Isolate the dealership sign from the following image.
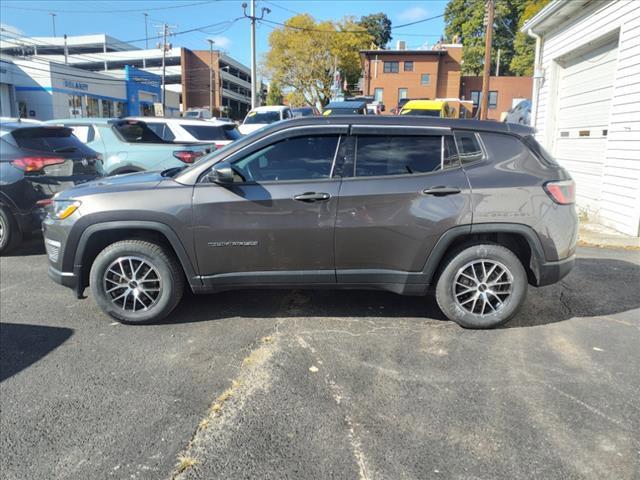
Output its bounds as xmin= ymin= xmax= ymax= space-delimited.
xmin=64 ymin=80 xmax=89 ymax=91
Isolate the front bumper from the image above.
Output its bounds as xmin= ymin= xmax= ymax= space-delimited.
xmin=48 ymin=265 xmax=77 ymax=289
xmin=536 ymin=255 xmax=575 ymax=286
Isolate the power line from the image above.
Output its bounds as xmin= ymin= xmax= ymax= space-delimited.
xmin=1 ymin=1 xmax=217 ymax=14
xmin=262 ymin=1 xmax=302 ymax=15
xmin=392 ymin=14 xmax=445 ymax=29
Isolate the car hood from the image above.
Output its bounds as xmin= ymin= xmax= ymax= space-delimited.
xmin=54 ymin=170 xmax=165 ymax=200
xmin=238 ymin=123 xmax=267 ymax=135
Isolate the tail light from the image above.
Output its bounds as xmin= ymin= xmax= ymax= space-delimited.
xmin=214 ymin=142 xmax=226 ymax=149
xmin=11 ymin=156 xmax=66 ymax=172
xmin=544 ymin=180 xmax=575 ymax=205
xmin=173 ymin=150 xmax=204 ymax=164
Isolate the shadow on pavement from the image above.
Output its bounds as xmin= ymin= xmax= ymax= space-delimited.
xmin=0 ymin=323 xmax=73 ymax=382
xmin=161 ymin=257 xmax=640 ymax=329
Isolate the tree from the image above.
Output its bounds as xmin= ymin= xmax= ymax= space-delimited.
xmin=358 ymin=13 xmax=392 ymax=49
xmin=266 ymin=81 xmax=283 ymax=105
xmin=510 ymin=0 xmax=550 ymax=75
xmin=264 ymin=14 xmax=372 ymax=107
xmin=444 ymin=0 xmax=548 ymax=76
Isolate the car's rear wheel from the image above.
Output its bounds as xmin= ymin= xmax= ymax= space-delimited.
xmin=90 ymin=240 xmax=184 ymax=324
xmin=435 ymin=243 xmax=527 ymax=329
xmin=0 ymin=207 xmax=22 ymax=255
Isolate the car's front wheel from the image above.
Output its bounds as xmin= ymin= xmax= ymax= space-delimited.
xmin=435 ymin=243 xmax=527 ymax=329
xmin=90 ymin=240 xmax=184 ymax=324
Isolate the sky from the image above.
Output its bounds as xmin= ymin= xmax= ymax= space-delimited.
xmin=0 ymin=0 xmax=448 ymax=68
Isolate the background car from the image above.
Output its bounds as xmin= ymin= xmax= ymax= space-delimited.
xmin=322 ymin=100 xmax=368 ymax=115
xmin=291 ymin=107 xmax=318 ymax=118
xmin=503 ymin=99 xmax=531 ymax=126
xmin=238 ymin=106 xmax=293 ymax=135
xmin=45 ymin=118 xmax=215 ymax=175
xmin=0 ymin=122 xmax=103 ymax=254
xmin=130 ymin=117 xmax=242 ymax=149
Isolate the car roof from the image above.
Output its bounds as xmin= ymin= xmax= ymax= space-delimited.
xmin=0 ymin=122 xmax=66 ymax=132
xmin=270 ymin=115 xmax=535 ymax=135
xmin=401 ymin=100 xmax=445 ymax=110
xmin=249 ymin=106 xmax=289 ymax=112
xmin=326 ymin=101 xmax=367 ymax=109
xmin=46 ymin=118 xmax=116 ymax=125
xmin=125 ymin=116 xmax=231 ymax=126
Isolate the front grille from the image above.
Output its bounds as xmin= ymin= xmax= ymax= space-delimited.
xmin=45 ymin=238 xmax=61 ymax=263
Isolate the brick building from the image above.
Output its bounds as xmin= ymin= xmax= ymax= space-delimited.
xmin=360 ymin=44 xmax=463 ymax=112
xmin=360 ymin=45 xmax=532 ymax=119
xmin=460 ymin=76 xmax=533 ymax=120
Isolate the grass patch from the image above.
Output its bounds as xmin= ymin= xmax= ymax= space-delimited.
xmin=175 ymin=455 xmax=197 ymax=474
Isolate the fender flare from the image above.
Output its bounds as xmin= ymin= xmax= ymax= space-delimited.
xmin=421 ymin=223 xmax=547 ymax=285
xmin=73 ymin=220 xmax=199 ymax=293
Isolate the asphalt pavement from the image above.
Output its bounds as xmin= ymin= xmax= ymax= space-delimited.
xmin=1 ymin=239 xmax=639 ymax=480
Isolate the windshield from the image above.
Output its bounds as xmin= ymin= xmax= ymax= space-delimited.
xmin=182 ymin=124 xmax=242 ymax=141
xmin=400 ymin=109 xmax=441 ymax=117
xmin=243 ymin=111 xmax=281 ymax=124
xmin=324 ymin=108 xmax=364 ymax=115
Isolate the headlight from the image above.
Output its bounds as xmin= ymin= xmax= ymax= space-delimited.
xmin=49 ymin=200 xmax=81 ymax=220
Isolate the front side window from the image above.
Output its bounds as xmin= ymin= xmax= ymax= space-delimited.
xmin=244 ymin=111 xmax=281 ymax=124
xmin=453 ymin=131 xmax=484 ymax=164
xmin=114 ymin=121 xmax=165 ymax=143
xmin=383 ymin=61 xmax=399 ymax=73
xmin=421 ymin=74 xmax=431 ymax=86
xmin=233 ymin=135 xmax=339 ymax=182
xmin=354 ymin=135 xmax=448 ymax=177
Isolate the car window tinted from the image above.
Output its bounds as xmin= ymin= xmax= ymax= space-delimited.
xmin=146 ymin=123 xmax=176 ymax=141
xmin=11 ymin=127 xmax=95 ymax=155
xmin=113 ymin=122 xmax=166 ymax=143
xmin=69 ymin=125 xmax=95 ymax=143
xmin=182 ymin=124 xmax=241 ymax=141
xmin=453 ymin=131 xmax=484 ymax=164
xmin=233 ymin=135 xmax=339 ymax=182
xmin=244 ymin=111 xmax=281 ymax=124
xmin=354 ymin=135 xmax=445 ymax=177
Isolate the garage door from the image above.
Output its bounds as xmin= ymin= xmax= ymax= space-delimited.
xmin=554 ymin=38 xmax=618 ymax=211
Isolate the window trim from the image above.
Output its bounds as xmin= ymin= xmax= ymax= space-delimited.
xmin=420 ymin=73 xmax=431 ymax=86
xmin=383 ymin=61 xmax=399 ymax=73
xmin=404 ymin=61 xmax=413 ymax=72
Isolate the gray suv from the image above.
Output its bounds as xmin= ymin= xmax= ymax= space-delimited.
xmin=44 ymin=116 xmax=577 ymax=328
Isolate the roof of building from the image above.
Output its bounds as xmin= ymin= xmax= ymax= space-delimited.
xmin=360 ymin=49 xmax=445 ymax=56
xmin=520 ymin=0 xmax=593 ymax=34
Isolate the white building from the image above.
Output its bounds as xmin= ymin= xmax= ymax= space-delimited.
xmin=523 ymin=0 xmax=640 ymax=236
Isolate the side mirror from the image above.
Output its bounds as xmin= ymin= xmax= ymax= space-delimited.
xmin=207 ymin=161 xmax=236 ymax=185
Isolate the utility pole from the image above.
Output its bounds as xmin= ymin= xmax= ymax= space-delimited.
xmin=144 ymin=13 xmax=149 ymax=49
xmin=156 ymin=23 xmax=174 ymax=116
xmin=208 ymin=39 xmax=215 ymax=115
xmin=50 ymin=13 xmax=57 ymax=37
xmin=242 ymin=2 xmax=270 ymax=108
xmin=480 ymin=0 xmax=494 ymax=120
xmin=63 ymin=34 xmax=68 ymax=65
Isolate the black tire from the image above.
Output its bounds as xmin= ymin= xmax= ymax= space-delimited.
xmin=89 ymin=240 xmax=185 ymax=324
xmin=435 ymin=243 xmax=527 ymax=329
xmin=0 ymin=207 xmax=22 ymax=255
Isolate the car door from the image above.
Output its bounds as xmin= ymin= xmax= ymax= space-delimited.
xmin=335 ymin=125 xmax=472 ymax=286
xmin=191 ymin=125 xmax=348 ymax=286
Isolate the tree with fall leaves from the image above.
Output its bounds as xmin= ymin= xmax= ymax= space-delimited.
xmin=264 ymin=14 xmax=372 ymax=107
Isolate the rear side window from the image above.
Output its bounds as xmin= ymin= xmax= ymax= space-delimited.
xmin=182 ymin=124 xmax=241 ymax=141
xmin=453 ymin=131 xmax=484 ymax=164
xmin=113 ymin=122 xmax=166 ymax=143
xmin=146 ymin=123 xmax=175 ymax=141
xmin=522 ymin=135 xmax=559 ymax=166
xmin=354 ymin=135 xmax=454 ymax=177
xmin=11 ymin=127 xmax=95 ymax=154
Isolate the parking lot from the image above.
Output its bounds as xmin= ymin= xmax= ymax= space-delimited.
xmin=1 ymin=240 xmax=639 ymax=479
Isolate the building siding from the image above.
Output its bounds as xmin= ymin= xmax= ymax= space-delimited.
xmin=533 ymin=0 xmax=640 ymax=236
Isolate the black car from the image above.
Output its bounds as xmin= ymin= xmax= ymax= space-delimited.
xmin=0 ymin=122 xmax=104 ymax=254
xmin=323 ymin=101 xmax=368 ymax=116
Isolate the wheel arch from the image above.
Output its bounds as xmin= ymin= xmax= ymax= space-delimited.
xmin=423 ymin=223 xmax=547 ymax=286
xmin=73 ymin=221 xmax=199 ymax=297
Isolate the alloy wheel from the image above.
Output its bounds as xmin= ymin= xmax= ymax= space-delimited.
xmin=103 ymin=256 xmax=162 ymax=312
xmin=453 ymin=259 xmax=513 ymax=316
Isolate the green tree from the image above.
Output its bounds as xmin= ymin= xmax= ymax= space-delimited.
xmin=264 ymin=14 xmax=372 ymax=107
xmin=266 ymin=81 xmax=283 ymax=105
xmin=510 ymin=0 xmax=550 ymax=75
xmin=358 ymin=13 xmax=392 ymax=49
xmin=444 ymin=0 xmax=546 ymax=76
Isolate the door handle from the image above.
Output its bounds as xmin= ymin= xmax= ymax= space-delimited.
xmin=293 ymin=192 xmax=331 ymax=202
xmin=422 ymin=186 xmax=461 ymax=196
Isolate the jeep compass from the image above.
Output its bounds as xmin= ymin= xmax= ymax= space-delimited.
xmin=43 ymin=116 xmax=577 ymax=329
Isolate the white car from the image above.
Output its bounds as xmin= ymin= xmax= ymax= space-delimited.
xmin=128 ymin=117 xmax=242 ymax=148
xmin=238 ymin=106 xmax=293 ymax=135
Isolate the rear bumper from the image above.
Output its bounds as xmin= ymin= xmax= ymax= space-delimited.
xmin=536 ymin=255 xmax=575 ymax=286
